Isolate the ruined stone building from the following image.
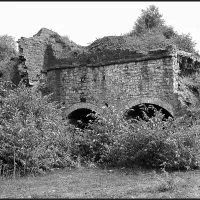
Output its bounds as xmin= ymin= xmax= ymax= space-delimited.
xmin=17 ymin=28 xmax=200 ymax=126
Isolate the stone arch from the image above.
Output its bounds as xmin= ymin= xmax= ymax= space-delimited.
xmin=65 ymin=103 xmax=102 ymax=117
xmin=65 ymin=102 xmax=103 ymax=117
xmin=123 ymin=97 xmax=174 ymax=117
xmin=64 ymin=102 xmax=103 ymax=128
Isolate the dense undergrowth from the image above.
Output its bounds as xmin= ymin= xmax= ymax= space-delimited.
xmin=1 ymin=81 xmax=200 ymax=178
xmin=73 ymin=106 xmax=200 ymax=171
xmin=0 ymin=81 xmax=72 ymax=176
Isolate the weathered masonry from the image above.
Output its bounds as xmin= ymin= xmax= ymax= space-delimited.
xmin=18 ymin=28 xmax=200 ymax=126
xmin=44 ymin=47 xmax=188 ymax=122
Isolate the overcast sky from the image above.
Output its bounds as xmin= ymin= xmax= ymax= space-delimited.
xmin=1 ymin=2 xmax=200 ymax=52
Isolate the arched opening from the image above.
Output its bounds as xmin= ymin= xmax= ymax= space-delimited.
xmin=68 ymin=108 xmax=97 ymax=129
xmin=125 ymin=103 xmax=173 ymax=121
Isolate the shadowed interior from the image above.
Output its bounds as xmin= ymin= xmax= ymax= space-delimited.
xmin=125 ymin=103 xmax=173 ymax=121
xmin=68 ymin=108 xmax=96 ymax=128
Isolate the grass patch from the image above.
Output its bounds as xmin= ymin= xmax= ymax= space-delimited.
xmin=1 ymin=166 xmax=200 ymax=198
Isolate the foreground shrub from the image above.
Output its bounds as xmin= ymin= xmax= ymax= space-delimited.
xmin=69 ymin=117 xmax=111 ymax=164
xmin=4 ymin=78 xmax=199 ymax=174
xmin=74 ymin=105 xmax=200 ymax=170
xmin=0 ymin=81 xmax=72 ymax=176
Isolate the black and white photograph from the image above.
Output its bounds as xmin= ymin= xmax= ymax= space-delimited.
xmin=1 ymin=1 xmax=200 ymax=198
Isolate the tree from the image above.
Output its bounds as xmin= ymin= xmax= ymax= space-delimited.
xmin=127 ymin=5 xmax=199 ymax=55
xmin=161 ymin=25 xmax=177 ymax=39
xmin=171 ymin=33 xmax=197 ymax=54
xmin=0 ymin=35 xmax=17 ymax=62
xmin=0 ymin=35 xmax=20 ymax=87
xmin=131 ymin=5 xmax=165 ymax=36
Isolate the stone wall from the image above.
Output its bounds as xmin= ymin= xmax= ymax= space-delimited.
xmin=18 ymin=28 xmax=200 ymax=119
xmin=18 ymin=37 xmax=48 ymax=83
xmin=18 ymin=28 xmax=65 ymax=83
xmin=47 ymin=51 xmax=180 ymax=117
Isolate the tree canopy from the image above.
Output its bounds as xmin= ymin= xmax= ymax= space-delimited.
xmin=132 ymin=5 xmax=165 ymax=36
xmin=0 ymin=35 xmax=17 ymax=62
xmin=127 ymin=5 xmax=199 ymax=55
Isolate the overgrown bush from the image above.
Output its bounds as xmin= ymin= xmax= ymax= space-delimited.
xmin=73 ymin=105 xmax=200 ymax=170
xmin=1 ymin=80 xmax=200 ymax=175
xmin=0 ymin=81 xmax=72 ymax=176
xmin=69 ymin=116 xmax=111 ymax=164
xmin=0 ymin=35 xmax=17 ymax=62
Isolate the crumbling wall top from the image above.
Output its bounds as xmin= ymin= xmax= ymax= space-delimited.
xmin=17 ymin=28 xmax=200 ymax=73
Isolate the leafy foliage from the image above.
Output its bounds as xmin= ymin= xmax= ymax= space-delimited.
xmin=72 ymin=105 xmax=200 ymax=171
xmin=171 ymin=33 xmax=197 ymax=54
xmin=0 ymin=81 xmax=72 ymax=176
xmin=69 ymin=123 xmax=110 ymax=163
xmin=1 ymin=80 xmax=200 ymax=174
xmin=0 ymin=35 xmax=17 ymax=62
xmin=132 ymin=5 xmax=165 ymax=36
xmin=0 ymin=35 xmax=19 ymax=86
xmin=127 ymin=5 xmax=199 ymax=55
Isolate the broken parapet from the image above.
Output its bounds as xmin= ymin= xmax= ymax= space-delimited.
xmin=17 ymin=28 xmax=200 ymax=115
xmin=17 ymin=28 xmax=83 ymax=85
xmin=18 ymin=36 xmax=48 ymax=84
xmin=18 ymin=28 xmax=200 ymax=75
xmin=18 ymin=28 xmax=180 ymax=78
xmin=17 ymin=28 xmax=60 ymax=84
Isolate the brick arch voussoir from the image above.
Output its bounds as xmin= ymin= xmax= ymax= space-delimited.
xmin=64 ymin=102 xmax=103 ymax=118
xmin=124 ymin=97 xmax=174 ymax=117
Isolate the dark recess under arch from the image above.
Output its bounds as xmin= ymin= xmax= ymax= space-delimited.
xmin=68 ymin=108 xmax=96 ymax=129
xmin=125 ymin=103 xmax=173 ymax=121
